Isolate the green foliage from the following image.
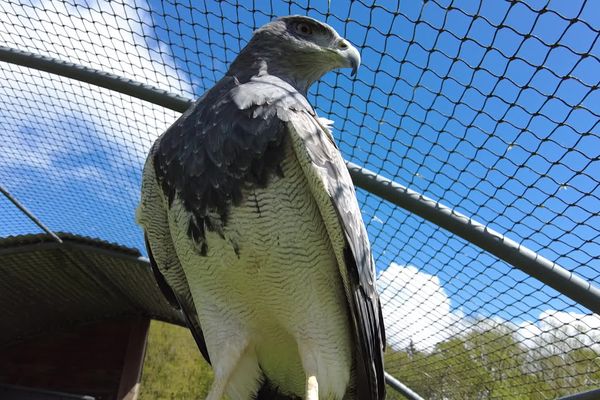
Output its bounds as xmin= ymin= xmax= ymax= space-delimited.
xmin=138 ymin=321 xmax=599 ymax=399
xmin=385 ymin=327 xmax=600 ymax=400
xmin=139 ymin=321 xmax=214 ymax=400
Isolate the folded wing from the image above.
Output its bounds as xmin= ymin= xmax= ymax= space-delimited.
xmin=286 ymin=111 xmax=386 ymax=400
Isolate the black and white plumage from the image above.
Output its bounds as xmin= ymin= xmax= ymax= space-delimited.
xmin=137 ymin=15 xmax=385 ymax=400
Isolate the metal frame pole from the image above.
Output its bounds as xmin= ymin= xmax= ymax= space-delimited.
xmin=558 ymin=388 xmax=600 ymax=400
xmin=0 ymin=46 xmax=190 ymax=113
xmin=0 ymin=184 xmax=62 ymax=243
xmin=385 ymin=372 xmax=425 ymax=400
xmin=347 ymin=162 xmax=600 ymax=315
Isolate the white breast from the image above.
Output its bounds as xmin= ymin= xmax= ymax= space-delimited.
xmin=167 ymin=140 xmax=352 ymax=399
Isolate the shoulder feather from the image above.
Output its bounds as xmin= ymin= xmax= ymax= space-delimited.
xmin=151 ymin=75 xmax=309 ymax=254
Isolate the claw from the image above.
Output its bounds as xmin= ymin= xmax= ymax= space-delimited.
xmin=306 ymin=375 xmax=318 ymax=400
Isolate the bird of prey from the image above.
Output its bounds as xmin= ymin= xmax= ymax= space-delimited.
xmin=137 ymin=15 xmax=385 ymax=400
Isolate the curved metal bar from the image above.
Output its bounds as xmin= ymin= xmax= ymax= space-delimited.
xmin=0 ymin=46 xmax=191 ymax=113
xmin=347 ymin=162 xmax=600 ymax=315
xmin=558 ymin=388 xmax=600 ymax=400
xmin=0 ymin=184 xmax=63 ymax=244
xmin=385 ymin=372 xmax=425 ymax=400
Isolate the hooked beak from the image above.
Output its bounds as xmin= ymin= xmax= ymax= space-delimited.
xmin=334 ymin=38 xmax=361 ymax=77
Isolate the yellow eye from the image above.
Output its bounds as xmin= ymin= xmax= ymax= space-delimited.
xmin=295 ymin=22 xmax=313 ymax=35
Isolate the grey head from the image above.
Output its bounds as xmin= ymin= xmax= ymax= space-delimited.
xmin=228 ymin=15 xmax=361 ymax=94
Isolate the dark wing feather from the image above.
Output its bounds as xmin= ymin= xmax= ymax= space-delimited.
xmin=145 ymin=233 xmax=179 ymax=309
xmin=139 ymin=141 xmax=213 ymax=365
xmin=287 ymin=112 xmax=386 ymax=400
xmin=144 ymin=234 xmax=211 ymax=365
xmin=152 ymin=75 xmax=305 ymax=253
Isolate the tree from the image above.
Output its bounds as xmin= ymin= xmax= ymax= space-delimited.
xmin=383 ymin=324 xmax=599 ymax=399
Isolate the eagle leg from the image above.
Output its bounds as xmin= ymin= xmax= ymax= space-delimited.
xmin=206 ymin=373 xmax=229 ymax=400
xmin=206 ymin=337 xmax=262 ymax=400
xmin=205 ymin=339 xmax=251 ymax=400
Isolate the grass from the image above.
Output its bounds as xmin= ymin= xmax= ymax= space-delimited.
xmin=139 ymin=321 xmax=213 ymax=400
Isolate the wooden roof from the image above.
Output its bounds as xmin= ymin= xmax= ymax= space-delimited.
xmin=0 ymin=233 xmax=183 ymax=345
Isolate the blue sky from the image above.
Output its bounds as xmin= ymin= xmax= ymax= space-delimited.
xmin=0 ymin=0 xmax=598 ymax=349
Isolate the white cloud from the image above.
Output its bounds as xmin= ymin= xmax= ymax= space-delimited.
xmin=0 ymin=0 xmax=197 ymax=225
xmin=378 ymin=263 xmax=464 ymax=351
xmin=514 ymin=310 xmax=600 ymax=354
xmin=0 ymin=0 xmax=188 ymax=95
xmin=378 ymin=263 xmax=600 ymax=355
xmin=0 ymin=0 xmax=187 ymax=203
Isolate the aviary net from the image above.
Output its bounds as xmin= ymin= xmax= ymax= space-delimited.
xmin=0 ymin=1 xmax=598 ymax=398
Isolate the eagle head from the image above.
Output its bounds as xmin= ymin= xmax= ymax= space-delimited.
xmin=228 ymin=15 xmax=361 ymax=94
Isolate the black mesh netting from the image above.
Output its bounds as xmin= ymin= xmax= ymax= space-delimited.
xmin=0 ymin=1 xmax=598 ymax=398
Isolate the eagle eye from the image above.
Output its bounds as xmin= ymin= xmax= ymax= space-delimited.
xmin=294 ymin=22 xmax=313 ymax=36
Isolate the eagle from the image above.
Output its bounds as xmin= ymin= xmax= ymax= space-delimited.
xmin=137 ymin=15 xmax=386 ymax=400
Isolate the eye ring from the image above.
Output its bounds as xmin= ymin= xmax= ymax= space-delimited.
xmin=294 ymin=22 xmax=313 ymax=36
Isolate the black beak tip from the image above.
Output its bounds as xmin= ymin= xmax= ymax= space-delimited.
xmin=350 ymin=61 xmax=358 ymax=77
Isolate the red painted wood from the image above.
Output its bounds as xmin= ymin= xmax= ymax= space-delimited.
xmin=0 ymin=318 xmax=149 ymax=400
xmin=116 ymin=318 xmax=149 ymax=400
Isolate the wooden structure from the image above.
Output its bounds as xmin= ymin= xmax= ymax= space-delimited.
xmin=0 ymin=234 xmax=183 ymax=400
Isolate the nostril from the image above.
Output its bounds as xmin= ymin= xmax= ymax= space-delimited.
xmin=338 ymin=40 xmax=348 ymax=50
